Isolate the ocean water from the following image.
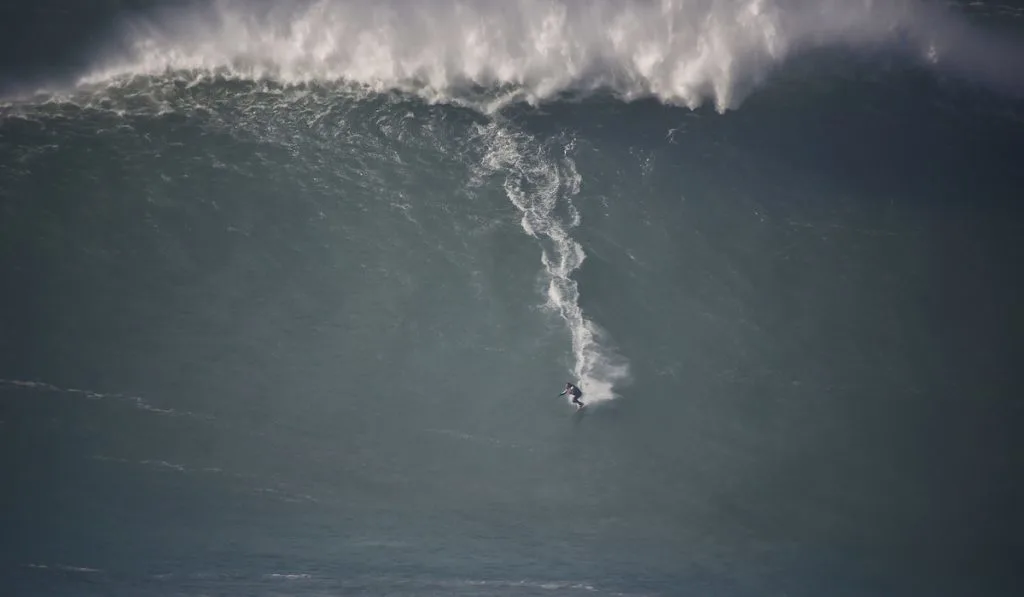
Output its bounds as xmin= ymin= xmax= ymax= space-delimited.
xmin=2 ymin=1 xmax=1023 ymax=596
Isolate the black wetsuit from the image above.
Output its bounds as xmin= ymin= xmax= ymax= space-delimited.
xmin=561 ymin=384 xmax=584 ymax=408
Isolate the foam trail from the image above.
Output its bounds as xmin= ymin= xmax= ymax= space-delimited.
xmin=70 ymin=0 xmax=1024 ymax=111
xmin=474 ymin=124 xmax=628 ymax=403
xmin=22 ymin=564 xmax=102 ymax=574
xmin=0 ymin=378 xmax=212 ymax=420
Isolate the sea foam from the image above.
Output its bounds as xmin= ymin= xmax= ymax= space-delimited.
xmin=76 ymin=0 xmax=1023 ymax=112
xmin=474 ymin=123 xmax=629 ymax=403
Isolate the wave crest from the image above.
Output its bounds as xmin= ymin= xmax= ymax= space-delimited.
xmin=72 ymin=0 xmax=1002 ymax=112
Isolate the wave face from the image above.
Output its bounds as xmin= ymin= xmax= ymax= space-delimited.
xmin=3 ymin=1 xmax=1024 ymax=596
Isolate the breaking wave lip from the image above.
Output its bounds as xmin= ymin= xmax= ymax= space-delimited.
xmin=66 ymin=0 xmax=1024 ymax=113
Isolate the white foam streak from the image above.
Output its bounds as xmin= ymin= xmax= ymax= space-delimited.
xmin=71 ymin=0 xmax=1004 ymax=112
xmin=476 ymin=125 xmax=628 ymax=403
xmin=0 ymin=378 xmax=212 ymax=420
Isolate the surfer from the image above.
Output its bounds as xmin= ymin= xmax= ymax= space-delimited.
xmin=560 ymin=382 xmax=584 ymax=409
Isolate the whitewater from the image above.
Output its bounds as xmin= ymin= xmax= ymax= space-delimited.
xmin=6 ymin=0 xmax=1013 ymax=109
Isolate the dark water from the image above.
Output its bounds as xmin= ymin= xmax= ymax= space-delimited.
xmin=2 ymin=1 xmax=1023 ymax=596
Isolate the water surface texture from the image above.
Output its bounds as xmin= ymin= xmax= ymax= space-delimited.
xmin=2 ymin=1 xmax=1023 ymax=596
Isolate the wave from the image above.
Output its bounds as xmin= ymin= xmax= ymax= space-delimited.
xmin=67 ymin=0 xmax=1024 ymax=112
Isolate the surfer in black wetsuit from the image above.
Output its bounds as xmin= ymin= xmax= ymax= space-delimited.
xmin=560 ymin=382 xmax=584 ymax=409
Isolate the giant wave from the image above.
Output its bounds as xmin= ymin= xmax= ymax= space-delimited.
xmin=7 ymin=0 xmax=1015 ymax=406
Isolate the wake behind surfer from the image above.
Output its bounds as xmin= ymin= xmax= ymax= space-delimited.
xmin=560 ymin=382 xmax=584 ymax=409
